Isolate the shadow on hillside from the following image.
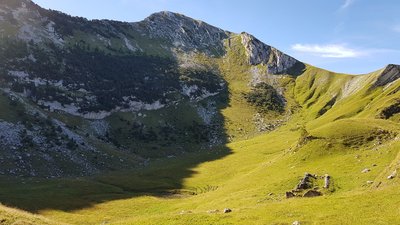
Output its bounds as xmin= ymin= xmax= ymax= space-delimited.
xmin=0 ymin=148 xmax=232 ymax=213
xmin=0 ymin=84 xmax=233 ymax=214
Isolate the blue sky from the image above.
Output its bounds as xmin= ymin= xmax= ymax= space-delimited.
xmin=33 ymin=0 xmax=400 ymax=74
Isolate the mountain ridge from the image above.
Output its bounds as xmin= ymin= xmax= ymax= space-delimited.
xmin=0 ymin=0 xmax=398 ymax=179
xmin=3 ymin=0 xmax=398 ymax=74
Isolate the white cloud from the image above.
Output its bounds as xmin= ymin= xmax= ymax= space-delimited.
xmin=291 ymin=44 xmax=362 ymax=58
xmin=340 ymin=0 xmax=355 ymax=10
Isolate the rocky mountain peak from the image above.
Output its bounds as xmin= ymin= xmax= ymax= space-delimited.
xmin=240 ymin=32 xmax=301 ymax=75
xmin=374 ymin=64 xmax=400 ymax=87
xmin=145 ymin=11 xmax=184 ymax=21
xmin=136 ymin=11 xmax=230 ymax=55
xmin=386 ymin=64 xmax=400 ymax=70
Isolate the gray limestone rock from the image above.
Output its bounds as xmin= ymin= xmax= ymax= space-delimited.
xmin=240 ymin=32 xmax=300 ymax=74
xmin=373 ymin=64 xmax=400 ymax=87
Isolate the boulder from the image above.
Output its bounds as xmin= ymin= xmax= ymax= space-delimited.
xmin=387 ymin=170 xmax=397 ymax=179
xmin=296 ymin=172 xmax=317 ymax=190
xmin=303 ymin=190 xmax=322 ymax=197
xmin=223 ymin=208 xmax=232 ymax=213
xmin=361 ymin=168 xmax=370 ymax=173
xmin=286 ymin=191 xmax=295 ymax=198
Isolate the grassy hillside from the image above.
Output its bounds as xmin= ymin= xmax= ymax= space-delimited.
xmin=0 ymin=204 xmax=59 ymax=225
xmin=0 ymin=65 xmax=399 ymax=224
xmin=1 ymin=119 xmax=398 ymax=224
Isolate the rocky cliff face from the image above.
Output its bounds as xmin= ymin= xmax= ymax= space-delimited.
xmin=374 ymin=64 xmax=400 ymax=87
xmin=240 ymin=32 xmax=299 ymax=74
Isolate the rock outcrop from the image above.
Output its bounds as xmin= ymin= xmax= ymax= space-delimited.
xmin=295 ymin=173 xmax=317 ymax=190
xmin=286 ymin=172 xmax=333 ymax=198
xmin=374 ymin=64 xmax=400 ymax=87
xmin=324 ymin=174 xmax=331 ymax=189
xmin=240 ymin=32 xmax=301 ymax=74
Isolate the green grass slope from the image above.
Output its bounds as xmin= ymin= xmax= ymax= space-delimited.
xmin=0 ymin=204 xmax=59 ymax=225
xmin=1 ymin=117 xmax=398 ymax=224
